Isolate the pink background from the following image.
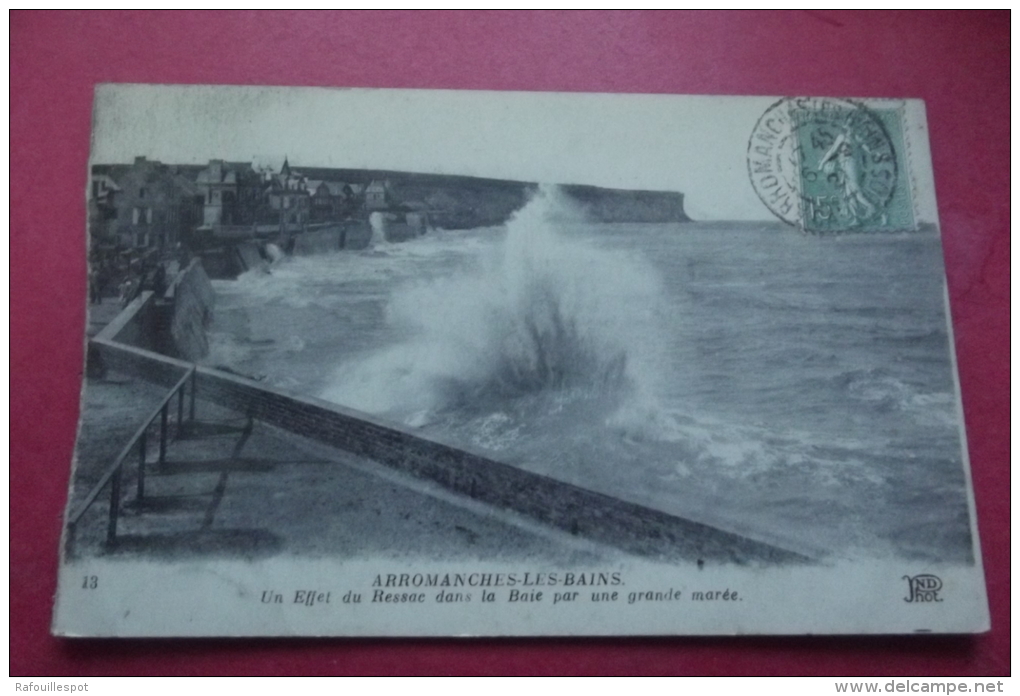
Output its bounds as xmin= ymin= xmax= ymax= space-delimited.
xmin=11 ymin=11 xmax=1009 ymax=675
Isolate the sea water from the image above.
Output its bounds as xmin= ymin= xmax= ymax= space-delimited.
xmin=208 ymin=189 xmax=972 ymax=563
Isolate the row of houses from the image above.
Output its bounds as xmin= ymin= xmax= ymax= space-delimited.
xmin=89 ymin=158 xmax=201 ymax=251
xmin=90 ymin=157 xmax=393 ymax=251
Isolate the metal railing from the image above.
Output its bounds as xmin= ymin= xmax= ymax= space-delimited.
xmin=65 ymin=366 xmax=197 ymax=554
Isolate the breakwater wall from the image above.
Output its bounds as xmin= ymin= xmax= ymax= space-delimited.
xmin=375 ymin=213 xmax=427 ymax=243
xmin=291 ymin=221 xmax=373 ymax=255
xmin=169 ymin=260 xmax=215 ymax=361
xmin=93 ymin=260 xmax=214 ymax=364
xmin=203 ymin=221 xmax=376 ymax=278
xmin=91 ymin=296 xmax=810 ymax=563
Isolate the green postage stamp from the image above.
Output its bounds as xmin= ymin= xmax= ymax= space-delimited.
xmin=748 ymin=97 xmax=917 ymax=233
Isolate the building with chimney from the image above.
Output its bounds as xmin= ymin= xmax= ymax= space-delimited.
xmin=87 ymin=173 xmax=121 ymax=245
xmin=365 ymin=180 xmax=389 ymax=211
xmin=108 ymin=157 xmax=202 ymax=250
xmin=196 ymin=159 xmax=264 ymax=227
xmin=267 ymin=158 xmax=311 ymax=226
xmin=309 ymin=180 xmax=360 ymax=222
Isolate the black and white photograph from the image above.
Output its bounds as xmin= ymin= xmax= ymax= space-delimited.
xmin=53 ymin=85 xmax=989 ymax=637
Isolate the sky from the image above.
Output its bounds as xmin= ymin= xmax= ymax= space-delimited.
xmin=91 ymin=85 xmax=937 ymax=222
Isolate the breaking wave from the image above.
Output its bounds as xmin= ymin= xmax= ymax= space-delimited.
xmin=322 ymin=186 xmax=672 ymax=432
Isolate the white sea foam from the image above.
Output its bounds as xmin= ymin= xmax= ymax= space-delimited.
xmin=265 ymin=242 xmax=286 ymax=264
xmin=369 ymin=211 xmax=389 ymax=247
xmin=322 ymin=186 xmax=672 ymax=427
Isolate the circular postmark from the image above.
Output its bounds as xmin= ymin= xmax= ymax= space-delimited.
xmin=747 ymin=97 xmax=899 ymax=231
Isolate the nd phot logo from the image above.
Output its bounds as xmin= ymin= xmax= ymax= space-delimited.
xmin=903 ymin=574 xmax=943 ymax=603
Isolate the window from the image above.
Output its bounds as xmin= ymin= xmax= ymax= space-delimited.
xmin=139 ymin=187 xmax=146 ymax=199
xmin=146 ymin=208 xmax=153 ymax=224
xmin=132 ymin=207 xmax=140 ymax=224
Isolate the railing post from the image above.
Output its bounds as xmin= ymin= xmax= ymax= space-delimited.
xmin=65 ymin=522 xmax=77 ymax=559
xmin=69 ymin=368 xmax=195 ymax=551
xmin=137 ymin=430 xmax=147 ymax=500
xmin=177 ymin=385 xmax=185 ymax=439
xmin=107 ymin=467 xmax=122 ymax=545
xmin=159 ymin=402 xmax=168 ymax=467
xmin=189 ymin=368 xmax=197 ymax=422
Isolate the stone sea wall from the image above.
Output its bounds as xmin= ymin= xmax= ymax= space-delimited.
xmin=170 ymin=260 xmax=215 ymax=362
xmin=91 ymin=313 xmax=809 ymax=563
xmin=95 ymin=261 xmax=216 ymax=362
xmin=291 ymin=221 xmax=373 ymax=255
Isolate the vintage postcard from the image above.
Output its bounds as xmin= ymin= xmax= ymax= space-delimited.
xmin=53 ymin=85 xmax=989 ymax=636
